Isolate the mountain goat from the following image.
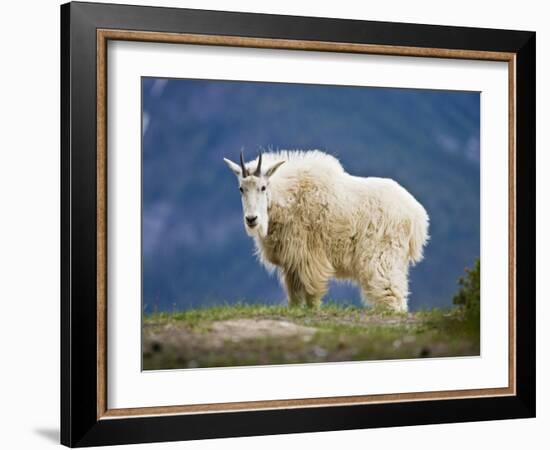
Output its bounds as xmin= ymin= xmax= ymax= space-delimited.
xmin=223 ymin=150 xmax=429 ymax=312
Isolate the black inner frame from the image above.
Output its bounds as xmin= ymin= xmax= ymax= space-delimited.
xmin=61 ymin=2 xmax=536 ymax=447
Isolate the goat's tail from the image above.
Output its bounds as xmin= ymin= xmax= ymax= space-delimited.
xmin=408 ymin=209 xmax=430 ymax=265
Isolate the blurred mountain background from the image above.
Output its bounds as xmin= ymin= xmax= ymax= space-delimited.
xmin=142 ymin=78 xmax=480 ymax=312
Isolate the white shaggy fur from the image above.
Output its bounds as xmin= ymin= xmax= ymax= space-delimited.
xmin=224 ymin=150 xmax=429 ymax=312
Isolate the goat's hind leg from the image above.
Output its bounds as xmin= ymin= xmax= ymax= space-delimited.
xmin=360 ymin=252 xmax=409 ymax=313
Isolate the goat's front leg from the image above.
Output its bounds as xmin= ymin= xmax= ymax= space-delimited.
xmin=283 ymin=270 xmax=306 ymax=307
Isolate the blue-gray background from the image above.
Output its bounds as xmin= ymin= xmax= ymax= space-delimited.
xmin=142 ymin=78 xmax=480 ymax=312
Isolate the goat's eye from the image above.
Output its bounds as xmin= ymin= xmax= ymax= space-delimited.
xmin=239 ymin=187 xmax=244 ymax=193
xmin=261 ymin=186 xmax=266 ymax=192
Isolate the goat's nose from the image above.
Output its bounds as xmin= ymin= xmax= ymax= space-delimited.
xmin=246 ymin=215 xmax=258 ymax=225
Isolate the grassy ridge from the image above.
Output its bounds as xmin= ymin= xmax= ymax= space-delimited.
xmin=143 ymin=303 xmax=480 ymax=370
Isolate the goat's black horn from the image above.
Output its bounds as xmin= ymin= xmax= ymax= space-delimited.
xmin=240 ymin=150 xmax=247 ymax=177
xmin=254 ymin=152 xmax=262 ymax=176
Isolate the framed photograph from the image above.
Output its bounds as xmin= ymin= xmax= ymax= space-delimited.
xmin=61 ymin=1 xmax=535 ymax=447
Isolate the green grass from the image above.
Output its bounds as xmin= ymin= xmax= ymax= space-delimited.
xmin=145 ymin=302 xmax=379 ymax=328
xmin=143 ymin=303 xmax=479 ymax=370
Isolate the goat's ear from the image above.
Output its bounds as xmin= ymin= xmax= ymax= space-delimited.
xmin=265 ymin=160 xmax=286 ymax=178
xmin=223 ymin=158 xmax=242 ymax=177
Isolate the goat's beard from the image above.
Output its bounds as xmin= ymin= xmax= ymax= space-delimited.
xmin=245 ymin=218 xmax=268 ymax=238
